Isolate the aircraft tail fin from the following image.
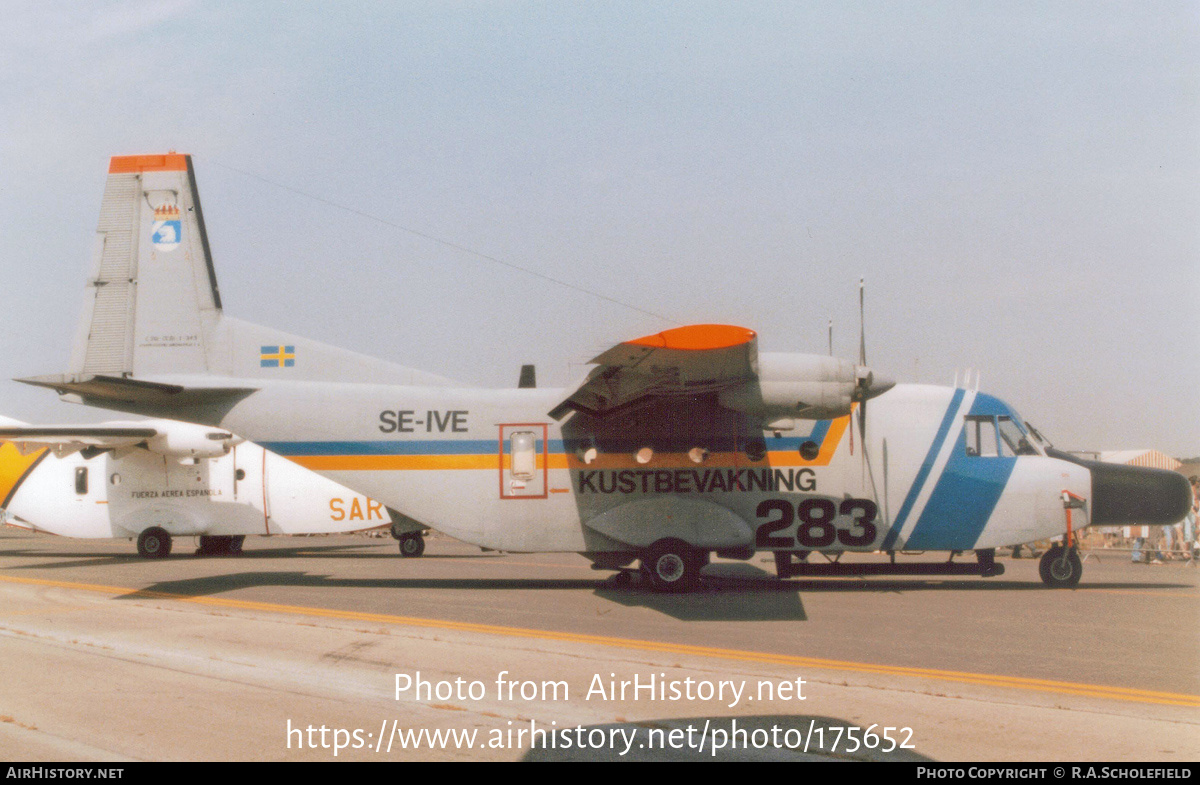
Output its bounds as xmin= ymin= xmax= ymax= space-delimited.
xmin=26 ymin=154 xmax=452 ymax=416
xmin=69 ymin=154 xmax=221 ymax=380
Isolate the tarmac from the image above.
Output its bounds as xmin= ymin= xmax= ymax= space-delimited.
xmin=0 ymin=528 xmax=1195 ymax=761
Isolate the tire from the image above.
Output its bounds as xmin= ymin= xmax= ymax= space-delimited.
xmin=640 ymin=539 xmax=703 ymax=593
xmin=1039 ymin=545 xmax=1082 ymax=588
xmin=398 ymin=532 xmax=425 ymax=558
xmin=137 ymin=527 xmax=172 ymax=559
xmin=227 ymin=535 xmax=245 ymax=555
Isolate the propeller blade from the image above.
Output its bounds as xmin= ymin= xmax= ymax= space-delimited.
xmin=858 ymin=276 xmax=866 ymax=367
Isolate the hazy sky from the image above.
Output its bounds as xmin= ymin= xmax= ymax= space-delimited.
xmin=1 ymin=1 xmax=1197 ymax=456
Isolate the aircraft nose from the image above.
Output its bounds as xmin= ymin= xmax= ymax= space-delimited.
xmin=1089 ymin=461 xmax=1192 ymax=526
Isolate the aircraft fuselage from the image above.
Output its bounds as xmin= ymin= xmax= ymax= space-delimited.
xmin=207 ymin=382 xmax=1092 ymax=557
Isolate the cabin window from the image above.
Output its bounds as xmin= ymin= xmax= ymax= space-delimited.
xmin=510 ymin=431 xmax=537 ymax=480
xmin=74 ymin=467 xmax=88 ymax=495
xmin=744 ymin=438 xmax=767 ymax=462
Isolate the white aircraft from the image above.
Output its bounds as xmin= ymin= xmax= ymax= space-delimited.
xmin=19 ymin=153 xmax=1191 ymax=589
xmin=0 ymin=414 xmax=427 ymax=558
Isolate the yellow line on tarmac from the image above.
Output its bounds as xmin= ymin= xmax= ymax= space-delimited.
xmin=2 ymin=572 xmax=1197 ymax=709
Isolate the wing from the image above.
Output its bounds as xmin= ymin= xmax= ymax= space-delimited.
xmin=550 ymin=324 xmax=894 ymax=423
xmin=0 ymin=424 xmax=160 ymax=458
xmin=549 ymin=325 xmax=759 ymax=419
xmin=0 ymin=421 xmax=236 ymax=459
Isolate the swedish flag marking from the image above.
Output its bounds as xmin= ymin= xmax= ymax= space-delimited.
xmin=260 ymin=346 xmax=295 ymax=368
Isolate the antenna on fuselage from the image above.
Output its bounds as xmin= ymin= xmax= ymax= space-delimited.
xmin=954 ymin=368 xmax=981 ymax=391
xmin=518 ymin=364 xmax=537 ymax=389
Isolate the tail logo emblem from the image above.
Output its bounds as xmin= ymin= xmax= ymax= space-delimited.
xmin=151 ymin=204 xmax=182 ymax=252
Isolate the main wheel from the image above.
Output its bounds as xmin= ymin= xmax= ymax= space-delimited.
xmin=226 ymin=535 xmax=245 ymax=555
xmin=398 ymin=532 xmax=425 ymax=558
xmin=640 ymin=539 xmax=703 ymax=593
xmin=137 ymin=527 xmax=172 ymax=559
xmin=1039 ymin=545 xmax=1082 ymax=588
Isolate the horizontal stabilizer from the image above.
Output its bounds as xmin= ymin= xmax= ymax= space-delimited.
xmin=17 ymin=373 xmax=257 ymax=405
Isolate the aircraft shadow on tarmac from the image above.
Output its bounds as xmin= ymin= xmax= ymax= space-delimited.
xmin=95 ymin=561 xmax=1197 ymax=625
xmin=95 ymin=566 xmax=811 ymax=621
xmin=113 ymin=571 xmax=607 ymax=600
xmin=594 ymin=565 xmax=809 ymax=620
xmin=0 ymin=541 xmax=504 ymax=570
xmin=519 ymin=713 xmax=932 ymax=762
xmin=4 ymin=536 xmax=1192 ymax=622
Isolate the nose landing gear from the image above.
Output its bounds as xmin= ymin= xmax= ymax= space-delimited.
xmin=1039 ymin=545 xmax=1082 ymax=588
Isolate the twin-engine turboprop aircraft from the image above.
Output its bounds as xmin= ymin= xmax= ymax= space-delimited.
xmin=0 ymin=415 xmax=425 ymax=558
xmin=18 ymin=154 xmax=1191 ymax=589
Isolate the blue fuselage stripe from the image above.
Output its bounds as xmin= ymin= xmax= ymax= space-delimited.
xmin=880 ymin=388 xmax=965 ymax=550
xmin=261 ymin=440 xmax=537 ymax=456
xmin=904 ymin=396 xmax=1017 ymax=549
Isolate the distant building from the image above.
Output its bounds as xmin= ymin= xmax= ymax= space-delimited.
xmin=1100 ymin=450 xmax=1182 ymax=471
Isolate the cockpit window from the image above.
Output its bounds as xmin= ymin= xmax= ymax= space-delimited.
xmin=997 ymin=416 xmax=1037 ymax=456
xmin=1024 ymin=421 xmax=1053 ymax=451
xmin=965 ymin=415 xmax=1040 ymax=458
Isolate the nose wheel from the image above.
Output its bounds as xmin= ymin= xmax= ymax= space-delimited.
xmin=1039 ymin=544 xmax=1082 ymax=588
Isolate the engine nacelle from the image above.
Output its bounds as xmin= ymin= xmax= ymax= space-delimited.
xmin=719 ymin=353 xmax=860 ymax=420
xmin=145 ymin=423 xmax=237 ymax=459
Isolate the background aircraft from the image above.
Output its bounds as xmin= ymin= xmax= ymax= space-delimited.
xmin=19 ymin=154 xmax=1190 ymax=588
xmin=0 ymin=414 xmax=427 ymax=558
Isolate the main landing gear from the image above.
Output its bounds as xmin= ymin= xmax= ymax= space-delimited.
xmin=196 ymin=535 xmax=246 ymax=556
xmin=136 ymin=530 xmax=249 ymax=559
xmin=1038 ymin=544 xmax=1082 ymax=588
xmin=391 ymin=522 xmax=426 ymax=558
xmin=640 ymin=538 xmax=707 ymax=593
xmin=397 ymin=532 xmax=425 ymax=558
xmin=136 ymin=527 xmax=172 ymax=559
